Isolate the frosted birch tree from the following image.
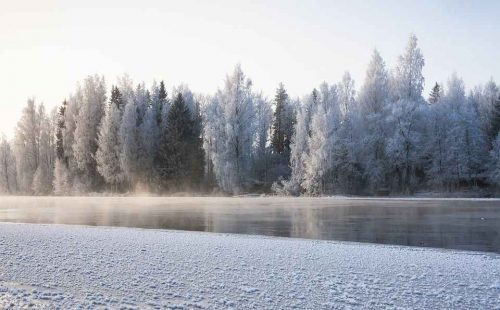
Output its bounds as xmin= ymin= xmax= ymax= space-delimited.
xmin=386 ymin=34 xmax=426 ymax=193
xmin=204 ymin=64 xmax=256 ymax=194
xmin=358 ymin=50 xmax=390 ymax=190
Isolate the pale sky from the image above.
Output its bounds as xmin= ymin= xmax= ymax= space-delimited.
xmin=1 ymin=0 xmax=499 ymax=138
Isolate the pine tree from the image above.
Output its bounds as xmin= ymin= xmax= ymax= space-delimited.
xmin=157 ymin=93 xmax=194 ymax=190
xmin=55 ymin=100 xmax=67 ymax=161
xmin=428 ymin=82 xmax=441 ymax=104
xmin=157 ymin=81 xmax=168 ymax=124
xmin=186 ymin=95 xmax=205 ymax=190
xmin=110 ymin=86 xmax=124 ymax=111
xmin=271 ymin=83 xmax=290 ymax=154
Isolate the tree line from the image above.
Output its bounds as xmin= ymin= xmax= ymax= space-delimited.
xmin=1 ymin=34 xmax=500 ymax=196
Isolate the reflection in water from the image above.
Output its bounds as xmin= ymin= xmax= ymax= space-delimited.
xmin=0 ymin=197 xmax=499 ymax=253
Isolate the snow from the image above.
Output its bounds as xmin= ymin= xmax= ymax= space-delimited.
xmin=0 ymin=223 xmax=499 ymax=309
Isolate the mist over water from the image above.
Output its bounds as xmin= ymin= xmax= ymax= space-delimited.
xmin=0 ymin=196 xmax=499 ymax=253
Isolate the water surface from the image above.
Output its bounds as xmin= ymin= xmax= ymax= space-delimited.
xmin=0 ymin=196 xmax=499 ymax=253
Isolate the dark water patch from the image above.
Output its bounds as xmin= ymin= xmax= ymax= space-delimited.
xmin=0 ymin=197 xmax=499 ymax=253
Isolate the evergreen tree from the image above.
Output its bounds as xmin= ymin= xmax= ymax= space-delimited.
xmin=428 ymin=82 xmax=441 ymax=104
xmin=187 ymin=96 xmax=206 ymax=190
xmin=157 ymin=81 xmax=168 ymax=124
xmin=157 ymin=93 xmax=194 ymax=190
xmin=271 ymin=83 xmax=290 ymax=154
xmin=55 ymin=100 xmax=67 ymax=161
xmin=110 ymin=86 xmax=124 ymax=111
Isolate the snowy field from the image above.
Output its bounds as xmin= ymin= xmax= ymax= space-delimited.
xmin=0 ymin=223 xmax=499 ymax=309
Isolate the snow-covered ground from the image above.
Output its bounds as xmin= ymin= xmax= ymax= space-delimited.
xmin=0 ymin=223 xmax=499 ymax=309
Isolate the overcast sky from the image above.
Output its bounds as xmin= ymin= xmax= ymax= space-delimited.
xmin=1 ymin=0 xmax=499 ymax=137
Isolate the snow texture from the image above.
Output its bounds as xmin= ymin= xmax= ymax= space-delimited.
xmin=0 ymin=223 xmax=499 ymax=309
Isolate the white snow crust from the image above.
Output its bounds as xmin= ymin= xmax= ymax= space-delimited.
xmin=0 ymin=223 xmax=499 ymax=309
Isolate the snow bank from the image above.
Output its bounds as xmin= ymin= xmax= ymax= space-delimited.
xmin=0 ymin=223 xmax=499 ymax=309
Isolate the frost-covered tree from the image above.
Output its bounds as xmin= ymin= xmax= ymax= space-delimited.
xmin=202 ymin=95 xmax=223 ymax=189
xmin=280 ymin=104 xmax=308 ymax=195
xmin=0 ymin=136 xmax=17 ymax=194
xmin=425 ymin=74 xmax=487 ymax=189
xmin=333 ymin=72 xmax=362 ymax=193
xmin=72 ymin=75 xmax=106 ymax=191
xmin=13 ymin=99 xmax=40 ymax=194
xmin=13 ymin=100 xmax=54 ymax=195
xmin=120 ymin=91 xmax=141 ymax=189
xmin=252 ymin=93 xmax=273 ymax=185
xmin=96 ymin=90 xmax=125 ymax=191
xmin=391 ymin=34 xmax=425 ymax=102
xmin=203 ymin=64 xmax=256 ymax=194
xmin=385 ymin=34 xmax=427 ymax=193
xmin=139 ymin=106 xmax=159 ymax=189
xmin=491 ymin=92 xmax=500 ymax=142
xmin=33 ymin=104 xmax=56 ymax=195
xmin=358 ymin=50 xmax=390 ymax=190
xmin=281 ymin=89 xmax=321 ymax=195
xmin=302 ymin=83 xmax=339 ymax=195
xmin=58 ymin=89 xmax=83 ymax=192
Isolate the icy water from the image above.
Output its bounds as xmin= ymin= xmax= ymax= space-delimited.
xmin=0 ymin=196 xmax=499 ymax=253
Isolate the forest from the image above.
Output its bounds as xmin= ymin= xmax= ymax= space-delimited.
xmin=1 ymin=34 xmax=500 ymax=196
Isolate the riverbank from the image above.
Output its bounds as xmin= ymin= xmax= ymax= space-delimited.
xmin=0 ymin=223 xmax=498 ymax=309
